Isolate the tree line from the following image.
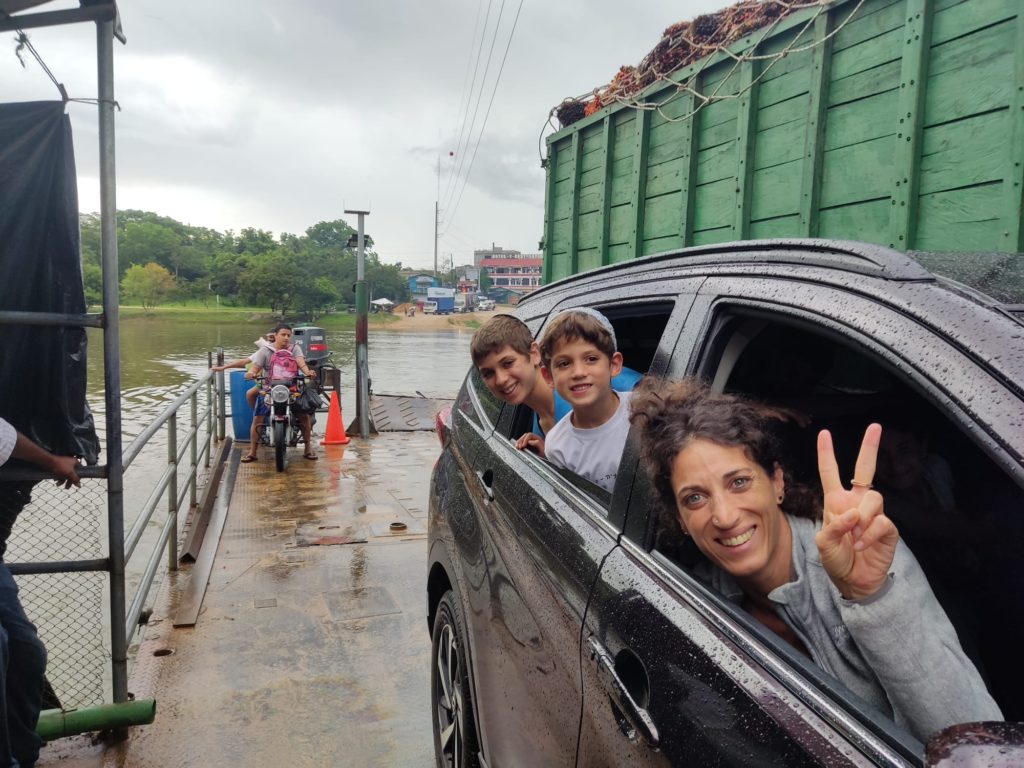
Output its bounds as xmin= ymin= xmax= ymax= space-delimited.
xmin=79 ymin=211 xmax=410 ymax=318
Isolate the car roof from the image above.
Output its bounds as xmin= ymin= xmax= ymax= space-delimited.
xmin=520 ymin=239 xmax=1024 ymax=398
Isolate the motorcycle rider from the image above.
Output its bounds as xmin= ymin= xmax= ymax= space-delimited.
xmin=242 ymin=324 xmax=318 ymax=462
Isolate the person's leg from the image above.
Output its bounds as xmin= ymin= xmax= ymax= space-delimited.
xmin=244 ymin=414 xmax=264 ymax=461
xmin=246 ymin=384 xmax=259 ymax=410
xmin=299 ymin=414 xmax=316 ymax=459
xmin=0 ymin=564 xmax=46 ymax=768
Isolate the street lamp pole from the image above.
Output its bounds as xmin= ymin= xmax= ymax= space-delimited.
xmin=345 ymin=209 xmax=371 ymax=439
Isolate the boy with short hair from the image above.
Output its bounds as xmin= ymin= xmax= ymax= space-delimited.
xmin=470 ymin=315 xmax=560 ymax=435
xmin=537 ymin=308 xmax=632 ymax=493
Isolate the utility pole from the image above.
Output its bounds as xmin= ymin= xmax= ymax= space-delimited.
xmin=344 ymin=208 xmax=371 ymax=439
xmin=434 ymin=155 xmax=441 ymax=281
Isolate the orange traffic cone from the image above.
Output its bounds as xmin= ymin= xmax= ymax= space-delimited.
xmin=322 ymin=390 xmax=351 ymax=445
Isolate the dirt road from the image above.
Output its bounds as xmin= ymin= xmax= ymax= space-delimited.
xmin=380 ymin=307 xmax=511 ymax=332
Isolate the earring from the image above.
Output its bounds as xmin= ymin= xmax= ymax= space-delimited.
xmin=777 ymin=494 xmax=784 ymax=503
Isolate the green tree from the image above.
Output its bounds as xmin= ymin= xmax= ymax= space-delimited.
xmin=82 ymin=262 xmax=103 ymax=307
xmin=118 ymin=221 xmax=180 ymax=277
xmin=306 ymin=219 xmax=356 ymax=251
xmin=479 ymin=268 xmax=492 ymax=291
xmin=237 ymin=250 xmax=298 ymax=314
xmin=121 ymin=262 xmax=175 ymax=310
xmin=235 ymin=227 xmax=277 ymax=255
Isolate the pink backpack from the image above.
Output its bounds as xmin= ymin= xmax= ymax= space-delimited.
xmin=268 ymin=348 xmax=298 ymax=380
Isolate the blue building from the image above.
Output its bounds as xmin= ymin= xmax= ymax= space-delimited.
xmin=406 ymin=273 xmax=440 ymax=296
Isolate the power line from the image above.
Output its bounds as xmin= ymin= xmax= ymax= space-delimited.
xmin=442 ymin=0 xmax=494 ymax=209
xmin=441 ymin=0 xmax=506 ymax=214
xmin=443 ymin=0 xmax=523 ymax=234
xmin=441 ymin=0 xmax=486 ymax=208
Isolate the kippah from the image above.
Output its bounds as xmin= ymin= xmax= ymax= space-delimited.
xmin=548 ymin=306 xmax=617 ymax=351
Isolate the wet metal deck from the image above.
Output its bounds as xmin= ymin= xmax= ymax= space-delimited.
xmin=369 ymin=393 xmax=453 ymax=432
xmin=41 ymin=431 xmax=441 ymax=768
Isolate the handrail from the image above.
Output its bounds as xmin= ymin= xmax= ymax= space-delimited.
xmin=125 ymin=510 xmax=177 ymax=636
xmin=123 ymin=371 xmax=213 ymax=470
xmin=123 ymin=463 xmax=176 ymax=562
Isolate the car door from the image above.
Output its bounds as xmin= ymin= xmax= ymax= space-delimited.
xmin=463 ymin=289 xmax=695 ymax=767
xmin=575 ymin=272 xmax=1024 ymax=767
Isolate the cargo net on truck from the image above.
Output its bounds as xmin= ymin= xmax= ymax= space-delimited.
xmin=552 ymin=0 xmax=865 ymax=131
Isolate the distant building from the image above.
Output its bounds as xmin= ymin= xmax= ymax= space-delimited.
xmin=474 ymin=243 xmax=542 ymax=293
xmin=406 ymin=273 xmax=440 ymax=296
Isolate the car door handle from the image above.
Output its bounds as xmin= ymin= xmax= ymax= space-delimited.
xmin=587 ymin=636 xmax=659 ymax=748
xmin=475 ymin=469 xmax=495 ymax=501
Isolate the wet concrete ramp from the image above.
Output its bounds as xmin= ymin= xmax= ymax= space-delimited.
xmin=368 ymin=393 xmax=453 ymax=432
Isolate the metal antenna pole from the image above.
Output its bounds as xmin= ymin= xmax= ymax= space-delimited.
xmin=434 ymin=201 xmax=439 ymax=280
xmin=345 ymin=209 xmax=371 ymax=439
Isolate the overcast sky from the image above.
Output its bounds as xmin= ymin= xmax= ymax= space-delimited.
xmin=4 ymin=0 xmax=723 ymax=269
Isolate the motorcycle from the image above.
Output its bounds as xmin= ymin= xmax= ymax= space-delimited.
xmin=258 ymin=374 xmax=314 ymax=472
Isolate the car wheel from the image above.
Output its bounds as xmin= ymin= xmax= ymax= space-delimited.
xmin=432 ymin=590 xmax=479 ymax=768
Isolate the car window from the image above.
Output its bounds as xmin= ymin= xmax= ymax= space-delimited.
xmin=505 ymin=302 xmax=675 ymax=508
xmin=456 ymin=365 xmax=504 ymax=427
xmin=649 ymin=308 xmax=1024 ymax=731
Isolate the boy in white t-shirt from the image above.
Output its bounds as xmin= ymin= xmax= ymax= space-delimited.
xmin=537 ymin=308 xmax=632 ymax=493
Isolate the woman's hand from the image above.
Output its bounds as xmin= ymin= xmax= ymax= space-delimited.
xmin=815 ymin=424 xmax=899 ymax=601
xmin=515 ymin=432 xmax=545 ymax=457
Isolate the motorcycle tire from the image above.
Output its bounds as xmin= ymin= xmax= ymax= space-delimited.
xmin=274 ymin=420 xmax=286 ymax=472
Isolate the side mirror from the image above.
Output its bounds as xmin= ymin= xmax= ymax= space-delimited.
xmin=926 ymin=722 xmax=1024 ymax=767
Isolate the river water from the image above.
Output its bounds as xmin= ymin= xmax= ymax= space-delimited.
xmin=12 ymin=317 xmax=473 ymax=707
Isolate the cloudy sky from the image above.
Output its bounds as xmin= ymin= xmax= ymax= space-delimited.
xmin=4 ymin=0 xmax=722 ymax=269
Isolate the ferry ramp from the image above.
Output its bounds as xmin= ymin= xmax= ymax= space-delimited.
xmin=41 ymin=430 xmax=441 ymax=768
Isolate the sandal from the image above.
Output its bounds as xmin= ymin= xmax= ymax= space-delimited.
xmin=304 ymin=452 xmax=318 ymax=461
xmin=240 ymin=454 xmax=258 ymax=463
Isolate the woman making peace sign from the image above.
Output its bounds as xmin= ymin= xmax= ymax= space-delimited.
xmin=630 ymin=378 xmax=1001 ymax=742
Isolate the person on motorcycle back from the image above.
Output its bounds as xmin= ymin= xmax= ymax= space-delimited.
xmin=242 ymin=323 xmax=318 ymax=462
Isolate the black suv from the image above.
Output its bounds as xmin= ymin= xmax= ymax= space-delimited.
xmin=427 ymin=240 xmax=1024 ymax=767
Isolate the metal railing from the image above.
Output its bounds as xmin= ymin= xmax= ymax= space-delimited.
xmin=1 ymin=367 xmax=227 ymax=712
xmin=120 ymin=369 xmax=219 ymax=639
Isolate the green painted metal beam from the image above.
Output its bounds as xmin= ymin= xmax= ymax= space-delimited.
xmin=734 ymin=59 xmax=759 ymax=239
xmin=566 ymin=132 xmax=582 ymax=275
xmin=680 ymin=91 xmax=699 ymax=247
xmin=889 ymin=0 xmax=933 ymax=249
xmin=800 ymin=11 xmax=833 ymax=237
xmin=598 ymin=118 xmax=614 ymax=266
xmin=1007 ymin=5 xmax=1024 ymax=252
xmin=629 ymin=110 xmax=652 ymax=258
xmin=37 ymin=700 xmax=156 ymax=741
xmin=542 ymin=142 xmax=558 ymax=284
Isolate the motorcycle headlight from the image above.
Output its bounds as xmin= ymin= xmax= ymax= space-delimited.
xmin=271 ymin=384 xmax=290 ymax=404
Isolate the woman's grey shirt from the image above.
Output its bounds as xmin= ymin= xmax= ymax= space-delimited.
xmin=703 ymin=515 xmax=1001 ymax=742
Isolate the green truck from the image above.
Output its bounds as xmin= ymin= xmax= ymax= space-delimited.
xmin=541 ymin=0 xmax=1024 ymax=284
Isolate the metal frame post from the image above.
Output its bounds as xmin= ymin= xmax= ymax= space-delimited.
xmin=189 ymin=393 xmax=198 ymax=507
xmin=345 ymin=209 xmax=371 ymax=439
xmin=166 ymin=414 xmax=178 ymax=571
xmin=96 ymin=16 xmax=128 ymax=705
xmin=215 ymin=348 xmax=225 ymax=440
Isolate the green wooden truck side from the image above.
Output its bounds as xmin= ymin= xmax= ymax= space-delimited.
xmin=542 ymin=0 xmax=1024 ymax=283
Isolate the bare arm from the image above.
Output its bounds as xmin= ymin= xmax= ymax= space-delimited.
xmin=211 ymin=357 xmax=250 ymax=372
xmin=11 ymin=431 xmax=81 ymax=488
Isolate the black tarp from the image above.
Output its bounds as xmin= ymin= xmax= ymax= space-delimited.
xmin=0 ymin=101 xmax=99 ymax=464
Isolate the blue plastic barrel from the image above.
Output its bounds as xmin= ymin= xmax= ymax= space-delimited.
xmin=230 ymin=370 xmax=255 ymax=441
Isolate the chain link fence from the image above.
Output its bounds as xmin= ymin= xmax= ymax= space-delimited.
xmin=7 ymin=480 xmax=107 ymax=709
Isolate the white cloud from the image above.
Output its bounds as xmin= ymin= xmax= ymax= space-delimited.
xmin=6 ymin=0 xmax=725 ymax=270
